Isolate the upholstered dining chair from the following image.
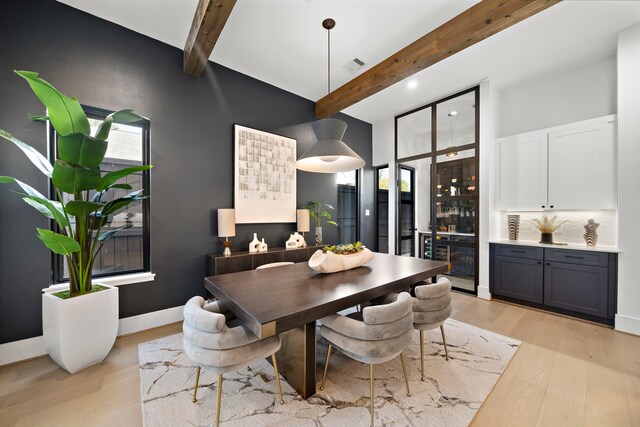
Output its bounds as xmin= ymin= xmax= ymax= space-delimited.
xmin=319 ymin=292 xmax=414 ymax=426
xmin=413 ymin=277 xmax=453 ymax=381
xmin=182 ymin=296 xmax=284 ymax=426
xmin=256 ymin=261 xmax=294 ymax=269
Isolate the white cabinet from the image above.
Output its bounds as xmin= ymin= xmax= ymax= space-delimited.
xmin=497 ymin=115 xmax=616 ymax=211
xmin=497 ymin=131 xmax=547 ymax=210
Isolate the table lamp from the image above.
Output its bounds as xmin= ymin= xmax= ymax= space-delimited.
xmin=218 ymin=208 xmax=235 ymax=256
xmin=297 ymin=209 xmax=310 ymax=247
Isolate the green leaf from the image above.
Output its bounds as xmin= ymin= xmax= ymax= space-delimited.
xmin=52 ymin=160 xmax=101 ymax=193
xmin=0 ymin=129 xmax=53 ymax=177
xmin=0 ymin=176 xmax=68 ymax=228
xmin=326 ymin=220 xmax=338 ymax=227
xmin=100 ymin=189 xmax=145 ymax=216
xmin=65 ymin=200 xmax=103 ymax=217
xmin=324 ymin=204 xmax=335 ymax=210
xmin=110 ymin=183 xmax=132 ymax=190
xmin=98 ymin=224 xmax=132 ymax=242
xmin=97 ymin=165 xmax=152 ymax=192
xmin=15 ymin=70 xmax=90 ymax=136
xmin=36 ymin=228 xmax=80 ymax=255
xmin=57 ymin=133 xmax=107 ymax=168
xmin=320 ymin=211 xmax=331 ymax=219
xmin=109 ymin=109 xmax=144 ymax=124
xmin=28 ymin=114 xmax=49 ymax=122
xmin=94 ymin=116 xmax=112 ymax=141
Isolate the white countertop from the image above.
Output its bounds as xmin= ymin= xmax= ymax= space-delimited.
xmin=489 ymin=239 xmax=621 ymax=253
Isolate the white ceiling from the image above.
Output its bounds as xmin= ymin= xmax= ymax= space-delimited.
xmin=58 ymin=0 xmax=640 ymax=124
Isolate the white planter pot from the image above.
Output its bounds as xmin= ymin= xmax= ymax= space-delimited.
xmin=42 ymin=284 xmax=119 ymax=374
xmin=308 ymin=248 xmax=374 ymax=273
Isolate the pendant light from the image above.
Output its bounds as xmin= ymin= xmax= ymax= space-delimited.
xmin=445 ymin=111 xmax=458 ymax=158
xmin=294 ymin=18 xmax=366 ymax=173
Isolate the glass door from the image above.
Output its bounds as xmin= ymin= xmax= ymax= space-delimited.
xmin=397 ymin=165 xmax=415 ymax=256
xmin=376 ymin=166 xmax=389 ymax=253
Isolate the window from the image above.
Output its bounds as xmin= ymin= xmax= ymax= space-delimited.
xmin=49 ymin=106 xmax=151 ymax=282
xmin=336 ymin=170 xmax=358 ymax=244
xmin=376 ymin=166 xmax=389 ymax=253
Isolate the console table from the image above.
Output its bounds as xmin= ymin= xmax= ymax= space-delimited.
xmin=206 ymin=245 xmax=324 ymax=276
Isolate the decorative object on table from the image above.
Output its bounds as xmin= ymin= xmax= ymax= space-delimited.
xmin=258 ymin=238 xmax=268 ymax=252
xmin=296 ymin=208 xmax=310 ymax=247
xmin=583 ymin=219 xmax=599 ymax=247
xmin=507 ymin=214 xmax=520 ymax=241
xmin=249 ymin=233 xmax=261 ymax=253
xmin=293 ymin=18 xmax=365 ymax=174
xmin=217 ymin=208 xmax=235 ymax=256
xmin=308 ymin=242 xmax=373 ymax=273
xmin=305 ymin=201 xmax=338 ymax=245
xmin=233 ymin=124 xmax=296 ymax=224
xmin=530 ymin=215 xmax=568 ymax=244
xmin=285 ymin=233 xmax=299 ymax=250
xmin=0 ymin=70 xmax=152 ymax=373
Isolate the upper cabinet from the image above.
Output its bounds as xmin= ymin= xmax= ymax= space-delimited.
xmin=496 ymin=115 xmax=616 ymax=211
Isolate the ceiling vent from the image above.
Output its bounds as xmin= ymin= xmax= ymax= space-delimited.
xmin=342 ymin=57 xmax=367 ymax=74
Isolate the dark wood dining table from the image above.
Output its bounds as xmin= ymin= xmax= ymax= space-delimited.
xmin=204 ymin=252 xmax=449 ymax=398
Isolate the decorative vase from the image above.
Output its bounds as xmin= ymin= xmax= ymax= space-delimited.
xmin=258 ymin=238 xmax=268 ymax=252
xmin=285 ymin=234 xmax=298 ymax=250
xmin=308 ymin=248 xmax=374 ymax=273
xmin=315 ymin=226 xmax=322 ymax=246
xmin=540 ymin=232 xmax=553 ymax=244
xmin=507 ymin=214 xmax=520 ymax=241
xmin=583 ymin=219 xmax=599 ymax=247
xmin=249 ymin=233 xmax=260 ymax=253
xmin=42 ymin=284 xmax=118 ymax=374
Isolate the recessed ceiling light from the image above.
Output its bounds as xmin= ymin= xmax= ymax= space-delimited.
xmin=406 ymin=80 xmax=418 ymax=90
xmin=448 ymin=111 xmax=458 ymax=117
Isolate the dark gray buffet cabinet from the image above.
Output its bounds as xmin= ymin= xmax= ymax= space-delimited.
xmin=490 ymin=243 xmax=617 ymax=325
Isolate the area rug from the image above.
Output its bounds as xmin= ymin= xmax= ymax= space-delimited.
xmin=139 ymin=319 xmax=519 ymax=426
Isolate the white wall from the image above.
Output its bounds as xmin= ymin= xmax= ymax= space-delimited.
xmin=499 ymin=56 xmax=617 ymax=137
xmin=616 ymin=24 xmax=640 ymax=336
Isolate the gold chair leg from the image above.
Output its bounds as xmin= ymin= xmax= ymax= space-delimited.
xmin=369 ymin=364 xmax=375 ymax=427
xmin=215 ymin=374 xmax=223 ymax=427
xmin=400 ymin=352 xmax=411 ymax=397
xmin=420 ymin=330 xmax=425 ymax=381
xmin=271 ymin=353 xmax=284 ymax=404
xmin=320 ymin=344 xmax=333 ymax=391
xmin=440 ymin=325 xmax=449 ymax=361
xmin=192 ymin=366 xmax=201 ymax=403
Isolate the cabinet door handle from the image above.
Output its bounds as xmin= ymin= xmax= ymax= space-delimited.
xmin=511 ymin=250 xmax=526 ymax=254
xmin=537 ymin=261 xmax=542 ymax=265
xmin=546 ymin=262 xmax=551 ymax=266
xmin=565 ymin=255 xmax=584 ymax=259
xmin=541 ymin=205 xmax=546 ymax=208
xmin=550 ymin=205 xmax=554 ymax=208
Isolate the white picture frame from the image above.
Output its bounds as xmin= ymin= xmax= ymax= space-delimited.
xmin=234 ymin=124 xmax=297 ymax=223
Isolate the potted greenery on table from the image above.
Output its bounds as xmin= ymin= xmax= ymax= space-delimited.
xmin=305 ymin=201 xmax=338 ymax=245
xmin=0 ymin=71 xmax=152 ymax=373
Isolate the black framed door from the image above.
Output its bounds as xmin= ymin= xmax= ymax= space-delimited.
xmin=396 ymin=165 xmax=415 ymax=256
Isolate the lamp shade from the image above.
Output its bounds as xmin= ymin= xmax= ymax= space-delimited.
xmin=217 ymin=208 xmax=235 ymax=237
xmin=296 ymin=209 xmax=310 ymax=232
xmin=294 ymin=118 xmax=366 ymax=173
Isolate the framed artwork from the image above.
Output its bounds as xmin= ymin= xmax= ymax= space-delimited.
xmin=234 ymin=124 xmax=297 ymax=223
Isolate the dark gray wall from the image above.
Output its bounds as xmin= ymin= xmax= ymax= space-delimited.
xmin=0 ymin=0 xmax=373 ymax=344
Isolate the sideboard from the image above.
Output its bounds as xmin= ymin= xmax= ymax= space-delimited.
xmin=206 ymin=245 xmax=324 ymax=276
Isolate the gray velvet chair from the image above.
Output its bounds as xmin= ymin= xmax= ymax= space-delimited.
xmin=413 ymin=277 xmax=453 ymax=381
xmin=182 ymin=296 xmax=284 ymax=426
xmin=319 ymin=292 xmax=414 ymax=426
xmin=256 ymin=261 xmax=294 ymax=269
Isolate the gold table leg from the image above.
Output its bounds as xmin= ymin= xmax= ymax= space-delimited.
xmin=271 ymin=321 xmax=316 ymax=398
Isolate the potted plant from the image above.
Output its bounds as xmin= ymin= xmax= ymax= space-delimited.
xmin=305 ymin=201 xmax=338 ymax=245
xmin=530 ymin=215 xmax=567 ymax=244
xmin=0 ymin=71 xmax=152 ymax=373
xmin=308 ymin=242 xmax=373 ymax=273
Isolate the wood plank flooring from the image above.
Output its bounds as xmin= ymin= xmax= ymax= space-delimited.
xmin=1 ymin=293 xmax=638 ymax=426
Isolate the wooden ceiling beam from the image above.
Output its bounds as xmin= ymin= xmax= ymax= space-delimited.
xmin=183 ymin=0 xmax=237 ymax=77
xmin=315 ymin=0 xmax=561 ymax=118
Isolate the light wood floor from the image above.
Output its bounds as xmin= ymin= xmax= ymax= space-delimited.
xmin=1 ymin=293 xmax=638 ymax=426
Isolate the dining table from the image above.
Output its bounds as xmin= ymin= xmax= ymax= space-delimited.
xmin=204 ymin=251 xmax=449 ymax=398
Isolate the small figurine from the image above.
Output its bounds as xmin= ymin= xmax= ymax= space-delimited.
xmin=249 ymin=233 xmax=260 ymax=253
xmin=285 ymin=234 xmax=299 ymax=250
xmin=258 ymin=238 xmax=268 ymax=252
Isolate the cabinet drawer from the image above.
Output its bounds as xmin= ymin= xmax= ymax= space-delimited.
xmin=495 ymin=245 xmax=543 ymax=260
xmin=545 ymin=249 xmax=608 ymax=267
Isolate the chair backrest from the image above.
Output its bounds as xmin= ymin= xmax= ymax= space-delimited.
xmin=414 ymin=277 xmax=452 ymax=300
xmin=412 ymin=277 xmax=452 ymax=327
xmin=256 ymin=262 xmax=294 ymax=270
xmin=362 ymin=292 xmax=413 ymax=325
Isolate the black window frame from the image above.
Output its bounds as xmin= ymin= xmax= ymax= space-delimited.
xmin=48 ymin=105 xmax=151 ymax=283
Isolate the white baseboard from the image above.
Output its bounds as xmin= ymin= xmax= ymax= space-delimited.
xmin=477 ymin=286 xmax=492 ymax=300
xmin=0 ymin=305 xmax=184 ymax=367
xmin=615 ymin=314 xmax=640 ymax=336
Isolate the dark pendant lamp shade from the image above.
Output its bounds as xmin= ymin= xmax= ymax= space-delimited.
xmin=294 ymin=118 xmax=365 ymax=173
